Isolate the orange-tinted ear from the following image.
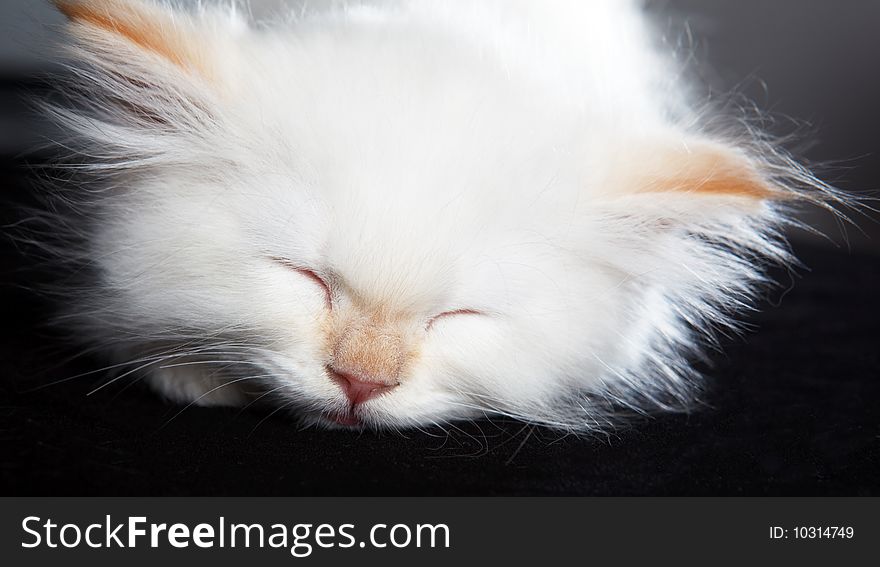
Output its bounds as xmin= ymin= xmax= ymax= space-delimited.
xmin=625 ymin=139 xmax=783 ymax=201
xmin=53 ymin=0 xmax=212 ymax=78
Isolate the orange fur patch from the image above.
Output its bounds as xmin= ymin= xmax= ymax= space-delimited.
xmin=663 ymin=147 xmax=776 ymax=199
xmin=327 ymin=313 xmax=417 ymax=386
xmin=54 ymin=0 xmax=208 ymax=76
xmin=629 ymin=141 xmax=781 ymax=200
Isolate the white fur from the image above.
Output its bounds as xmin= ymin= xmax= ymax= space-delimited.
xmin=39 ymin=0 xmax=839 ymax=432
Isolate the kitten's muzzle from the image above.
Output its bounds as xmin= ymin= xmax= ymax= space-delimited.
xmin=327 ymin=366 xmax=399 ymax=406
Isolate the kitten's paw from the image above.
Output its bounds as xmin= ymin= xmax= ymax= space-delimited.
xmin=145 ymin=365 xmax=250 ymax=407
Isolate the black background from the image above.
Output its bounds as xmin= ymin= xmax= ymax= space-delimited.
xmin=0 ymin=1 xmax=878 ymax=495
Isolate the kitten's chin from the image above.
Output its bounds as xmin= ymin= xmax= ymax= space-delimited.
xmin=313 ymin=401 xmax=481 ymax=431
xmin=318 ymin=406 xmax=400 ymax=429
xmin=325 ymin=410 xmax=361 ymax=428
xmin=303 ymin=403 xmax=371 ymax=429
xmin=311 ymin=404 xmax=437 ymax=430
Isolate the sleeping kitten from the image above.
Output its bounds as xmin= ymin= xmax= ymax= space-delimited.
xmin=37 ymin=0 xmax=839 ymax=431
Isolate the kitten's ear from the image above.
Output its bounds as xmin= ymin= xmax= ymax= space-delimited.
xmin=52 ymin=0 xmax=238 ymax=81
xmin=52 ymin=0 xmax=246 ymax=137
xmin=591 ymin=136 xmax=797 ymax=236
xmin=591 ymin=138 xmax=797 ymax=297
xmin=619 ymin=138 xmax=783 ymax=203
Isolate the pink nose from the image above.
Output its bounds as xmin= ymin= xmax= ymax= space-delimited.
xmin=328 ymin=367 xmax=399 ymax=405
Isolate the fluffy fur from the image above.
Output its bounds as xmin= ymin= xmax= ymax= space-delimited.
xmin=34 ymin=0 xmax=841 ymax=432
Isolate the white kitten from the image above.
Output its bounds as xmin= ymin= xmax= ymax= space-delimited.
xmin=40 ymin=0 xmax=839 ymax=431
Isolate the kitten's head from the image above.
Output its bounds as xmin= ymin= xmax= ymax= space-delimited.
xmin=47 ymin=0 xmax=820 ymax=431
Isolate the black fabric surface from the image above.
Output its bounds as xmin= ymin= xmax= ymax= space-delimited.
xmin=1 ymin=159 xmax=878 ymax=496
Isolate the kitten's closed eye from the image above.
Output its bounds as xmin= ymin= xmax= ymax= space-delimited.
xmin=272 ymin=253 xmax=483 ymax=329
xmin=271 ymin=257 xmax=333 ymax=309
xmin=425 ymin=309 xmax=484 ymax=331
